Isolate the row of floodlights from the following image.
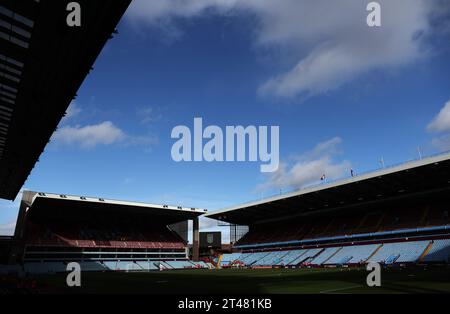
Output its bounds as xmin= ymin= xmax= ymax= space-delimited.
xmin=167 ymin=204 xmax=206 ymax=212
xmin=37 ymin=192 xmax=207 ymax=211
xmin=38 ymin=192 xmax=105 ymax=202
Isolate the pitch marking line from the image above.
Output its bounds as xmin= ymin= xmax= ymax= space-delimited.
xmin=320 ymin=285 xmax=362 ymax=294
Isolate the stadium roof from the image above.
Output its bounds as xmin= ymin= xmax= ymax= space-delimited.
xmin=23 ymin=191 xmax=206 ymax=224
xmin=206 ymin=152 xmax=450 ymax=225
xmin=0 ymin=0 xmax=131 ymax=200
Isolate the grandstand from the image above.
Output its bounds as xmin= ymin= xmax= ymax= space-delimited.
xmin=5 ymin=191 xmax=210 ymax=274
xmin=207 ymin=152 xmax=450 ymax=268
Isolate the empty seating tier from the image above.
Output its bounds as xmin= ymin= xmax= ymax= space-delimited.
xmin=220 ymin=239 xmax=449 ymax=268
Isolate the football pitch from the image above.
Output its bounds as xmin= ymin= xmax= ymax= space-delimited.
xmin=36 ymin=267 xmax=450 ymax=294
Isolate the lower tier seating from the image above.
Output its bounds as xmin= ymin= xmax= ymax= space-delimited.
xmin=423 ymin=239 xmax=450 ymax=263
xmin=325 ymin=244 xmax=379 ymax=265
xmin=221 ymin=238 xmax=450 ymax=267
xmin=22 ymin=259 xmax=209 ymax=274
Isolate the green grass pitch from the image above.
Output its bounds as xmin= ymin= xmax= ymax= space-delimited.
xmin=33 ymin=267 xmax=450 ymax=294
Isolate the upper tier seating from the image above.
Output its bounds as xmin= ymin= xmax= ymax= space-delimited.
xmin=24 ymin=220 xmax=186 ymax=250
xmin=236 ymin=205 xmax=449 ymax=248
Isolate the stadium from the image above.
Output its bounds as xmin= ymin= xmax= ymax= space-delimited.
xmin=0 ymin=0 xmax=450 ymax=296
xmin=1 ymin=153 xmax=450 ymax=293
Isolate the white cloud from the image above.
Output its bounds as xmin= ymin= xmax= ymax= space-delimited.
xmin=428 ymin=100 xmax=450 ymax=133
xmin=0 ymin=221 xmax=16 ymax=236
xmin=52 ymin=121 xmax=159 ymax=150
xmin=431 ymin=135 xmax=450 ymax=151
xmin=137 ymin=106 xmax=163 ymax=125
xmin=52 ymin=121 xmax=126 ymax=148
xmin=64 ymin=102 xmax=82 ymax=121
xmin=126 ymin=0 xmax=445 ymax=98
xmin=258 ymin=137 xmax=351 ymax=190
xmin=427 ymin=99 xmax=450 ymax=152
xmin=55 ymin=101 xmax=159 ymax=150
xmin=59 ymin=102 xmax=82 ymax=126
xmin=126 ymin=0 xmax=237 ymax=23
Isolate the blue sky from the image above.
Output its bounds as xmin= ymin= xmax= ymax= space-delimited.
xmin=1 ymin=0 xmax=450 ymax=241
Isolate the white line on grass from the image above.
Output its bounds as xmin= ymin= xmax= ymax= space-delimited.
xmin=320 ymin=285 xmax=361 ymax=294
